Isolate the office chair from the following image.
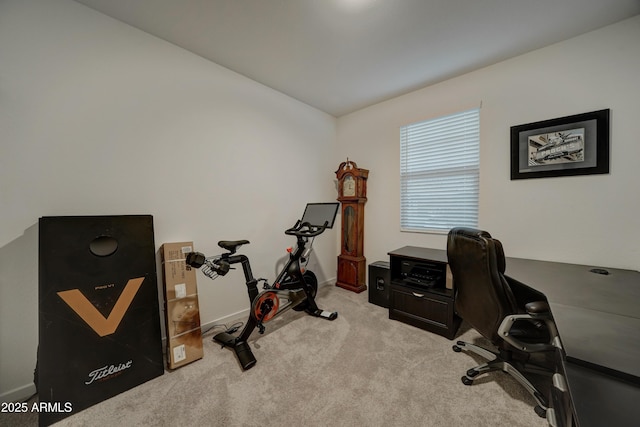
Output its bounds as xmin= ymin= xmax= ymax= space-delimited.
xmin=447 ymin=227 xmax=558 ymax=418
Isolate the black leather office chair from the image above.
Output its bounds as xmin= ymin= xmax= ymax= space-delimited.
xmin=447 ymin=227 xmax=558 ymax=418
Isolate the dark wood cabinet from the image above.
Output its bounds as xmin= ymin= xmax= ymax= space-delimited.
xmin=388 ymin=246 xmax=460 ymax=339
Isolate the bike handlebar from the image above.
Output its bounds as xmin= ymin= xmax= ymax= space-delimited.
xmin=284 ymin=220 xmax=329 ymax=238
xmin=186 ymin=252 xmax=230 ymax=278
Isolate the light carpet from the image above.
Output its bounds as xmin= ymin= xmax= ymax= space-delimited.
xmin=2 ymin=284 xmax=549 ymax=426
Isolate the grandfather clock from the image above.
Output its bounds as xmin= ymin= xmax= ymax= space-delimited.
xmin=335 ymin=159 xmax=369 ymax=293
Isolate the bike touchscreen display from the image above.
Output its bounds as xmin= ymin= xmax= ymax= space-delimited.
xmin=301 ymin=203 xmax=339 ymax=228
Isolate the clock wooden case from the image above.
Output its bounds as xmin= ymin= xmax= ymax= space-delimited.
xmin=335 ymin=160 xmax=369 ymax=293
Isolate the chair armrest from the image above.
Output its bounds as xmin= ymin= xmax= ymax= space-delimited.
xmin=497 ymin=310 xmax=559 ymax=353
xmin=525 ymin=300 xmax=550 ymax=316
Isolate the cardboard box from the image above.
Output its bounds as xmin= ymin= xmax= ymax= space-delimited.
xmin=166 ymin=297 xmax=201 ymax=338
xmin=160 ymin=242 xmax=204 ymax=369
xmin=160 ymin=242 xmax=198 ymax=299
xmin=167 ymin=329 xmax=204 ymax=368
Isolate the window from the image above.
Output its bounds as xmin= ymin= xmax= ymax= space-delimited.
xmin=400 ymin=108 xmax=480 ymax=233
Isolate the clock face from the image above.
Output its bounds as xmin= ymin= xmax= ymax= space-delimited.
xmin=343 ymin=175 xmax=356 ymax=197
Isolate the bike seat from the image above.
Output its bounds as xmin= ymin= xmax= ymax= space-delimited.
xmin=218 ymin=240 xmax=250 ymax=254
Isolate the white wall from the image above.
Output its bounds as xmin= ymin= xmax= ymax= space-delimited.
xmin=2 ymin=0 xmax=638 ymax=404
xmin=0 ymin=0 xmax=337 ymax=401
xmin=336 ymin=15 xmax=640 ymax=271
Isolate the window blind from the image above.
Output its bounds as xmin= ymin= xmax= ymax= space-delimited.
xmin=400 ymin=108 xmax=480 ymax=232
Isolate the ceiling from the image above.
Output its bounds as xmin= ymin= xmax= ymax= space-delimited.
xmin=74 ymin=0 xmax=640 ymax=117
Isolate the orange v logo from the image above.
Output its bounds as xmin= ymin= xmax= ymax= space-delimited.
xmin=57 ymin=277 xmax=145 ymax=337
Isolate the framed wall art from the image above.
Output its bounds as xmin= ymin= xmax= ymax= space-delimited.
xmin=510 ymin=109 xmax=610 ymax=180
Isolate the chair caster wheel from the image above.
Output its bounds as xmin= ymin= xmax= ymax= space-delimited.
xmin=466 ymin=369 xmax=479 ymax=378
xmin=461 ymin=376 xmax=474 ymax=386
xmin=452 ymin=345 xmax=462 ymax=352
xmin=534 ymin=405 xmax=547 ymax=418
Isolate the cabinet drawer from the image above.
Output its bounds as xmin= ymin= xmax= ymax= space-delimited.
xmin=392 ymin=288 xmax=449 ymax=326
xmin=389 ymin=284 xmax=460 ymax=339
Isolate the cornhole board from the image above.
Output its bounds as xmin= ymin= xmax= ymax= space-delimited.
xmin=38 ymin=215 xmax=164 ymax=426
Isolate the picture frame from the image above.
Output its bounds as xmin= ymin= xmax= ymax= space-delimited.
xmin=510 ymin=109 xmax=610 ymax=180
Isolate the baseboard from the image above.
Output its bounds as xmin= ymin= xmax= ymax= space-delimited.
xmin=0 ymin=382 xmax=36 ymax=403
xmin=200 ymin=308 xmax=251 ymax=334
xmin=320 ymin=277 xmax=336 ymax=287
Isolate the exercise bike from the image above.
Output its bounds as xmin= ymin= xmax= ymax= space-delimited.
xmin=186 ymin=203 xmax=340 ymax=370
